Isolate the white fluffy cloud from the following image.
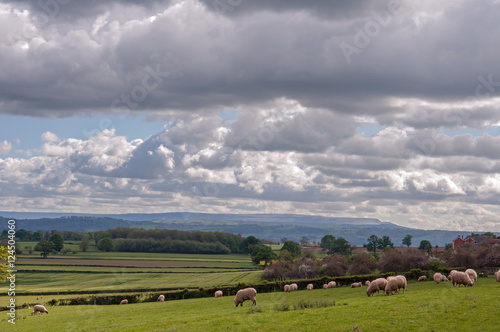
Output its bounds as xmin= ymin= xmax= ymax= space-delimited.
xmin=0 ymin=140 xmax=12 ymax=154
xmin=1 ymin=1 xmax=500 ymax=231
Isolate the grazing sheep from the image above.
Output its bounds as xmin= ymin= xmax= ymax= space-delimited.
xmin=157 ymin=294 xmax=165 ymax=302
xmin=214 ymin=290 xmax=223 ymax=298
xmin=120 ymin=299 xmax=128 ymax=305
xmin=395 ymin=275 xmax=407 ymax=293
xmin=284 ymin=284 xmax=290 ymax=292
xmin=366 ymin=278 xmax=388 ymax=297
xmin=307 ymin=283 xmax=313 ymax=291
xmin=365 ymin=281 xmax=371 ymax=286
xmin=289 ymin=283 xmax=298 ymax=291
xmin=494 ymin=269 xmax=500 ymax=282
xmin=433 ymin=272 xmax=443 ymax=284
xmin=32 ymin=305 xmax=48 ymax=314
xmin=441 ymin=275 xmax=448 ymax=282
xmin=418 ymin=276 xmax=427 ymax=282
xmin=351 ymin=282 xmax=362 ymax=288
xmin=384 ymin=277 xmax=401 ymax=295
xmin=327 ymin=281 xmax=336 ymax=288
xmin=465 ymin=269 xmax=477 ymax=285
xmin=323 ymin=284 xmax=328 ymax=289
xmin=234 ymin=288 xmax=257 ymax=307
xmin=449 ymin=271 xmax=473 ymax=287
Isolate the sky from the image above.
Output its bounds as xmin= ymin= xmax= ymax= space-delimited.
xmin=1 ymin=0 xmax=500 ymax=231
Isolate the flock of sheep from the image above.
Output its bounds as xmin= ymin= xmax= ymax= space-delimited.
xmin=29 ymin=268 xmax=500 ymax=313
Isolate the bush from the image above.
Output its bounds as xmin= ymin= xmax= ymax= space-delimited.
xmin=247 ymin=304 xmax=265 ymax=314
xmin=274 ymin=297 xmax=291 ymax=312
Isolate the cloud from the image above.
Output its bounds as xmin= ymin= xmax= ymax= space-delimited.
xmin=0 ymin=140 xmax=12 ymax=154
xmin=1 ymin=1 xmax=500 ymax=231
xmin=41 ymin=131 xmax=59 ymax=142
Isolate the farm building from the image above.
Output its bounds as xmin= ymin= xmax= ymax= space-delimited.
xmin=453 ymin=233 xmax=500 ymax=249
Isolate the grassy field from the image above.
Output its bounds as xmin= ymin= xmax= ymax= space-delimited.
xmin=1 ymin=250 xmax=260 ymax=299
xmin=8 ymin=270 xmax=262 ymax=293
xmin=5 ymin=278 xmax=500 ymax=331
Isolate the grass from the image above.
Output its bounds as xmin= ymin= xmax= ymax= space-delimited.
xmin=5 ymin=278 xmax=500 ymax=331
xmin=1 ymin=270 xmax=263 ymax=293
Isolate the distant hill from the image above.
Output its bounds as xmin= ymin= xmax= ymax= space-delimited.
xmin=0 ymin=212 xmax=494 ymax=246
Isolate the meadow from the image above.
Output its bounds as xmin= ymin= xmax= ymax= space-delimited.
xmin=4 ymin=277 xmax=500 ymax=331
xmin=0 ymin=247 xmax=260 ymax=307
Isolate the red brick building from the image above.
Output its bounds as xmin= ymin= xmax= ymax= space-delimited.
xmin=453 ymin=233 xmax=500 ymax=249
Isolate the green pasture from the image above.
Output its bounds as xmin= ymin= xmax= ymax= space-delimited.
xmin=1 ymin=270 xmax=262 ymax=294
xmin=16 ymin=265 xmax=250 ymax=273
xmin=18 ymin=249 xmax=253 ymax=265
xmin=5 ymin=278 xmax=500 ymax=331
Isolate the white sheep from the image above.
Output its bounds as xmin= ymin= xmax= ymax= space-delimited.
xmin=289 ymin=283 xmax=298 ymax=291
xmin=418 ymin=276 xmax=427 ymax=282
xmin=449 ymin=271 xmax=473 ymax=287
xmin=120 ymin=299 xmax=128 ymax=305
xmin=31 ymin=304 xmax=48 ymax=314
xmin=214 ymin=290 xmax=223 ymax=298
xmin=367 ymin=278 xmax=388 ymax=296
xmin=323 ymin=283 xmax=328 ymax=289
xmin=395 ymin=275 xmax=407 ymax=293
xmin=157 ymin=294 xmax=165 ymax=302
xmin=307 ymin=283 xmax=313 ymax=291
xmin=465 ymin=269 xmax=477 ymax=285
xmin=384 ymin=277 xmax=399 ymax=295
xmin=494 ymin=269 xmax=500 ymax=282
xmin=234 ymin=288 xmax=257 ymax=307
xmin=351 ymin=282 xmax=362 ymax=288
xmin=433 ymin=272 xmax=443 ymax=284
xmin=327 ymin=281 xmax=336 ymax=288
xmin=284 ymin=284 xmax=290 ymax=292
xmin=365 ymin=280 xmax=371 ymax=286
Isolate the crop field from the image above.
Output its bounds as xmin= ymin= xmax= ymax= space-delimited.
xmin=4 ymin=278 xmax=500 ymax=331
xmin=0 ymin=249 xmax=260 ymax=307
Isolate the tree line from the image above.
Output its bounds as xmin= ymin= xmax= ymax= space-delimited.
xmin=0 ymin=227 xmax=264 ymax=257
xmin=263 ymin=237 xmax=500 ymax=281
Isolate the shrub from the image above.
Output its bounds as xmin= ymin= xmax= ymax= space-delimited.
xmin=378 ymin=249 xmax=405 ymax=273
xmin=322 ymin=254 xmax=348 ymax=277
xmin=247 ymin=305 xmax=265 ymax=314
xmin=274 ymin=297 xmax=291 ymax=312
xmin=348 ymin=252 xmax=377 ymax=275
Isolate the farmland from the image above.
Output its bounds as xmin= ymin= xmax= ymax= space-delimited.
xmin=4 ymin=277 xmax=500 ymax=331
xmin=0 ymin=247 xmax=260 ymax=308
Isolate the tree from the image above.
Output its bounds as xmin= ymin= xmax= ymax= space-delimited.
xmin=348 ymin=252 xmax=377 ymax=275
xmin=402 ymin=234 xmax=413 ymax=247
xmin=34 ymin=240 xmax=54 ymax=259
xmin=444 ymin=243 xmax=453 ymax=250
xmin=300 ymin=236 xmax=309 ymax=246
xmin=478 ymin=232 xmax=496 ymax=238
xmin=364 ymin=235 xmax=379 ymax=255
xmin=377 ymin=236 xmax=394 ymax=251
xmin=32 ymin=231 xmax=42 ymax=242
xmin=240 ymin=235 xmax=260 ymax=253
xmin=249 ymin=245 xmax=278 ymax=265
xmin=378 ymin=249 xmax=405 ymax=273
xmin=97 ymin=237 xmax=114 ymax=252
xmin=79 ymin=235 xmax=90 ymax=252
xmin=49 ymin=233 xmax=64 ymax=252
xmin=320 ymin=235 xmax=336 ymax=252
xmin=330 ymin=237 xmax=352 ymax=255
xmin=281 ymin=241 xmax=301 ymax=257
xmin=418 ymin=240 xmax=432 ymax=252
xmin=322 ymin=253 xmax=349 ymax=276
